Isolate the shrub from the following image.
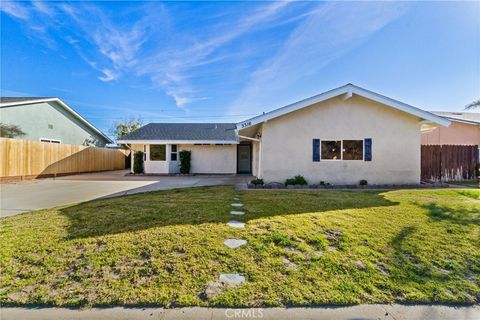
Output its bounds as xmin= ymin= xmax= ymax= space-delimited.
xmin=250 ymin=178 xmax=264 ymax=185
xmin=179 ymin=150 xmax=191 ymax=174
xmin=133 ymin=151 xmax=144 ymax=174
xmin=359 ymin=179 xmax=368 ymax=186
xmin=285 ymin=175 xmax=308 ymax=186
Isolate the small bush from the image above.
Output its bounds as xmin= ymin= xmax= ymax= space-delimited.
xmin=250 ymin=178 xmax=264 ymax=185
xmin=133 ymin=151 xmax=144 ymax=174
xmin=285 ymin=175 xmax=308 ymax=186
xmin=319 ymin=181 xmax=325 ymax=185
xmin=359 ymin=179 xmax=368 ymax=186
xmin=179 ymin=150 xmax=191 ymax=174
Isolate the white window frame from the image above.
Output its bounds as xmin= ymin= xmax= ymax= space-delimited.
xmin=40 ymin=138 xmax=61 ymax=144
xmin=320 ymin=139 xmax=365 ymax=161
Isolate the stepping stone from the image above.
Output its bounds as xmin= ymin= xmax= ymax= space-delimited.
xmin=233 ymin=197 xmax=240 ymax=201
xmin=230 ymin=210 xmax=245 ymax=216
xmin=224 ymin=239 xmax=247 ymax=249
xmin=219 ymin=273 xmax=245 ymax=286
xmin=227 ymin=220 xmax=245 ymax=228
xmin=231 ymin=203 xmax=243 ymax=207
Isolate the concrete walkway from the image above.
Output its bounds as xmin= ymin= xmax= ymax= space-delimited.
xmin=0 ymin=170 xmax=251 ymax=217
xmin=2 ymin=305 xmax=479 ymax=320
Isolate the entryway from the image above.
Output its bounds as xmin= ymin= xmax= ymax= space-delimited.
xmin=237 ymin=143 xmax=252 ymax=174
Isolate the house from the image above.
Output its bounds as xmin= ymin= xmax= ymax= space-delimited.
xmin=118 ymin=84 xmax=449 ymax=185
xmin=0 ymin=97 xmax=112 ymax=146
xmin=421 ymin=112 xmax=480 ymax=146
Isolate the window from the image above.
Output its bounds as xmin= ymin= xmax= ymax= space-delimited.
xmin=321 ymin=140 xmax=341 ymax=160
xmin=150 ymin=144 xmax=166 ymax=161
xmin=343 ymin=140 xmax=363 ymax=160
xmin=171 ymin=144 xmax=178 ymax=161
xmin=40 ymin=138 xmax=61 ymax=144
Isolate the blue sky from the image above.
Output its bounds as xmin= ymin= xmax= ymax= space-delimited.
xmin=1 ymin=1 xmax=479 ymax=139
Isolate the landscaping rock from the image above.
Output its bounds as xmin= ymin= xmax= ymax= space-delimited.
xmin=265 ymin=182 xmax=285 ymax=189
xmin=219 ymin=273 xmax=245 ymax=286
xmin=230 ymin=211 xmax=245 ymax=216
xmin=227 ymin=220 xmax=245 ymax=228
xmin=224 ymin=239 xmax=247 ymax=249
xmin=231 ymin=203 xmax=243 ymax=207
xmin=233 ymin=197 xmax=240 ymax=201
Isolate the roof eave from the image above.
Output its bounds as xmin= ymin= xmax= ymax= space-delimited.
xmin=237 ymin=84 xmax=451 ymax=129
xmin=1 ymin=97 xmax=113 ymax=143
xmin=117 ymin=139 xmax=239 ymax=144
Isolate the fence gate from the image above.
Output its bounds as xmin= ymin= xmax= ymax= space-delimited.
xmin=421 ymin=145 xmax=478 ymax=182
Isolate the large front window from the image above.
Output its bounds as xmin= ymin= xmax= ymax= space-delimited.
xmin=321 ymin=140 xmax=341 ymax=160
xmin=343 ymin=140 xmax=363 ymax=160
xmin=150 ymin=144 xmax=166 ymax=161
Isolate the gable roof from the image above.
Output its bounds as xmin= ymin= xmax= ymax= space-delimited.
xmin=237 ymin=84 xmax=450 ymax=129
xmin=432 ymin=112 xmax=480 ymax=125
xmin=1 ymin=97 xmax=55 ymax=103
xmin=0 ymin=97 xmax=113 ymax=143
xmin=117 ymin=123 xmax=238 ymax=144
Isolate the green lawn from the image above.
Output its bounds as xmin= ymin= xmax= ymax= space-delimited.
xmin=1 ymin=187 xmax=479 ymax=307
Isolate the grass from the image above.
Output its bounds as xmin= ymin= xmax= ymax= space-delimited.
xmin=0 ymin=187 xmax=479 ymax=307
xmin=449 ymin=180 xmax=479 ymax=188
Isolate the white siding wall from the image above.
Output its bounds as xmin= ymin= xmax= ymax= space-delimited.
xmin=258 ymin=95 xmax=421 ymax=185
xmin=179 ymin=144 xmax=236 ymax=174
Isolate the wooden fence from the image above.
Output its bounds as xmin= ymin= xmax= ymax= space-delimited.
xmin=0 ymin=138 xmax=128 ymax=181
xmin=421 ymin=145 xmax=478 ymax=182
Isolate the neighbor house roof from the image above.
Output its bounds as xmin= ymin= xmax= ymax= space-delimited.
xmin=432 ymin=112 xmax=480 ymax=125
xmin=117 ymin=123 xmax=238 ymax=144
xmin=237 ymin=83 xmax=450 ymax=129
xmin=0 ymin=97 xmax=113 ymax=143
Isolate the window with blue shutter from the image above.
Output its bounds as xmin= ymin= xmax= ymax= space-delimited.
xmin=364 ymin=138 xmax=372 ymax=161
xmin=313 ymin=139 xmax=320 ymax=162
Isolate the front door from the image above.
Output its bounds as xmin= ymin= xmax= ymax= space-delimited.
xmin=237 ymin=144 xmax=251 ymax=173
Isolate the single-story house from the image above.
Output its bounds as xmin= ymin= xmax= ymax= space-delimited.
xmin=421 ymin=112 xmax=479 ymax=146
xmin=0 ymin=97 xmax=112 ymax=146
xmin=118 ymin=84 xmax=450 ymax=185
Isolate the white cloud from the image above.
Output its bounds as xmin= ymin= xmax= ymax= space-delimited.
xmin=229 ymin=2 xmax=409 ymax=114
xmin=98 ymin=69 xmax=120 ymax=82
xmin=0 ymin=1 xmax=30 ymax=19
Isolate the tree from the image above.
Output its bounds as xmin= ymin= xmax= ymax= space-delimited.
xmin=110 ymin=117 xmax=143 ymax=141
xmin=465 ymin=99 xmax=480 ymax=110
xmin=0 ymin=123 xmax=25 ymax=138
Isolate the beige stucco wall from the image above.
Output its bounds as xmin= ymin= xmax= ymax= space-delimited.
xmin=179 ymin=144 xmax=236 ymax=174
xmin=258 ymin=95 xmax=422 ymax=185
xmin=421 ymin=121 xmax=480 ymax=146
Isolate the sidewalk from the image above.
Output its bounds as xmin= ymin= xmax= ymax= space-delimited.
xmin=2 ymin=304 xmax=479 ymax=320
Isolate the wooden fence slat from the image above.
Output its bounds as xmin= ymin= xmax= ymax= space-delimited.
xmin=421 ymin=145 xmax=478 ymax=181
xmin=0 ymin=138 xmax=128 ymax=180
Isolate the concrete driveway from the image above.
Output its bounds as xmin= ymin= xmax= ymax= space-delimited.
xmin=0 ymin=170 xmax=251 ymax=217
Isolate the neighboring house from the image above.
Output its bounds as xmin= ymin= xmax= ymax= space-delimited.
xmin=0 ymin=97 xmax=112 ymax=146
xmin=421 ymin=112 xmax=480 ymax=146
xmin=118 ymin=84 xmax=449 ymax=184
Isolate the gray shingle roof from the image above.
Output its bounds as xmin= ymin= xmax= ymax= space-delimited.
xmin=120 ymin=123 xmax=238 ymax=142
xmin=1 ymin=97 xmax=55 ymax=103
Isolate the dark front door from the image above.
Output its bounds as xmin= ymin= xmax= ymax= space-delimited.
xmin=237 ymin=144 xmax=251 ymax=173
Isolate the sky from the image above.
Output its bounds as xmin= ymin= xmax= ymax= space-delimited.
xmin=1 ymin=1 xmax=479 ymax=140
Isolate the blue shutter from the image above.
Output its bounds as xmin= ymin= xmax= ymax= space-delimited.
xmin=313 ymin=139 xmax=320 ymax=162
xmin=364 ymin=138 xmax=372 ymax=161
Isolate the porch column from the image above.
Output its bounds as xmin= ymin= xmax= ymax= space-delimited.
xmin=130 ymin=150 xmax=134 ymax=173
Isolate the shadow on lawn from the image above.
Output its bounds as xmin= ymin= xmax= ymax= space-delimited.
xmin=60 ymin=187 xmax=399 ymax=239
xmin=422 ymin=203 xmax=480 ymax=226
